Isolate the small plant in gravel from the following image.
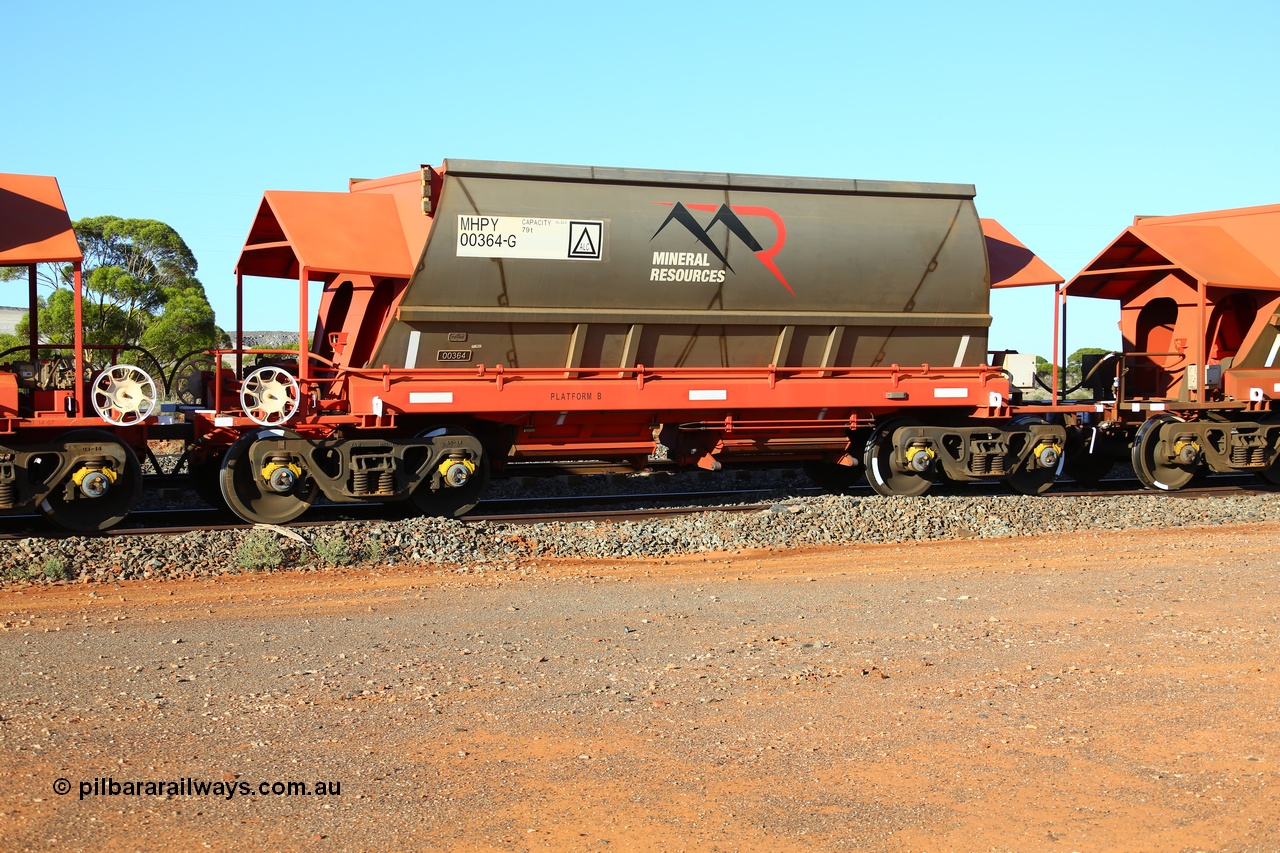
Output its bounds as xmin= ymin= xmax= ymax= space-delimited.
xmin=42 ymin=557 xmax=70 ymax=581
xmin=4 ymin=564 xmax=36 ymax=582
xmin=235 ymin=532 xmax=285 ymax=571
xmin=362 ymin=539 xmax=384 ymax=565
xmin=313 ymin=535 xmax=354 ymax=567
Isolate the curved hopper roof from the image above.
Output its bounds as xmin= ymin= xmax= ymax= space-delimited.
xmin=1065 ymin=204 xmax=1280 ymax=299
xmin=0 ymin=173 xmax=83 ymax=265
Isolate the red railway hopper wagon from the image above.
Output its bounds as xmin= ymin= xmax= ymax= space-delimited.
xmin=1052 ymin=205 xmax=1280 ymax=489
xmin=189 ymin=160 xmax=1065 ymax=525
xmin=0 ymin=174 xmax=169 ymax=532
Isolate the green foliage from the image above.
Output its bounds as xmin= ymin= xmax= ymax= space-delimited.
xmin=140 ymin=286 xmax=230 ymax=364
xmin=14 ymin=216 xmax=227 ymax=366
xmin=1068 ymin=347 xmax=1111 ymax=370
xmin=362 ymin=539 xmax=384 ymax=565
xmin=0 ymin=261 xmax=71 ymax=290
xmin=1033 ymin=347 xmax=1116 ymax=397
xmin=3 ymin=563 xmax=36 ymax=581
xmin=42 ymin=557 xmax=70 ymax=581
xmin=313 ymin=535 xmax=355 ymax=567
xmin=0 ymin=333 xmax=24 ymax=355
xmin=235 ymin=532 xmax=285 ymax=571
xmin=75 ymin=216 xmax=197 ymax=285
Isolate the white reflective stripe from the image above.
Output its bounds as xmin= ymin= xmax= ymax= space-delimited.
xmin=406 ymin=330 xmax=422 ymax=368
xmin=689 ymin=390 xmax=727 ymax=401
xmin=215 ymin=416 xmax=235 ymax=427
xmin=556 ymin=412 xmax=567 ymax=425
xmin=409 ymin=392 xmax=453 ymax=404
xmin=953 ymin=334 xmax=971 ymax=367
xmin=1267 ymin=335 xmax=1280 ymax=368
xmin=1274 ymin=383 xmax=1280 ymax=393
xmin=933 ymin=388 xmax=968 ymax=399
xmin=1131 ymin=402 xmax=1142 ymax=412
xmin=372 ymin=396 xmax=384 ymax=417
xmin=1150 ymin=402 xmax=1166 ymax=411
xmin=988 ymin=391 xmax=1003 ymax=407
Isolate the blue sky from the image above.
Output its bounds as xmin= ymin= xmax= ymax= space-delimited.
xmin=6 ymin=1 xmax=1278 ymax=359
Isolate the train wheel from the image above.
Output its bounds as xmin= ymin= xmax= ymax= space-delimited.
xmin=411 ymin=426 xmax=490 ymax=517
xmin=39 ymin=430 xmax=142 ymax=533
xmin=91 ymin=364 xmax=159 ymax=426
xmin=1131 ymin=414 xmax=1197 ymax=491
xmin=219 ymin=429 xmax=317 ymax=524
xmin=169 ymin=351 xmax=217 ymax=406
xmin=240 ymin=366 xmax=301 ymax=426
xmin=864 ymin=419 xmax=932 ymax=497
xmin=802 ymin=460 xmax=863 ymax=493
xmin=117 ymin=347 xmax=169 ymax=397
xmin=1004 ymin=417 xmax=1062 ymax=496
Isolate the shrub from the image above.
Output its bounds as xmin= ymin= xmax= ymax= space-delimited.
xmin=42 ymin=557 xmax=70 ymax=581
xmin=3 ymin=564 xmax=36 ymax=582
xmin=313 ymin=535 xmax=354 ymax=567
xmin=235 ymin=532 xmax=285 ymax=571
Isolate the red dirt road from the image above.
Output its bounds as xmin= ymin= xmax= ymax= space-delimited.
xmin=2 ymin=523 xmax=1278 ymax=851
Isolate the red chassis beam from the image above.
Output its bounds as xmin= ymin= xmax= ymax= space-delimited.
xmin=341 ymin=363 xmax=1012 ymax=417
xmin=200 ymin=359 xmax=1014 ymax=437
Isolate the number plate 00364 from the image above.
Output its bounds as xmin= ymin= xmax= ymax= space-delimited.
xmin=436 ymin=350 xmax=472 ymax=363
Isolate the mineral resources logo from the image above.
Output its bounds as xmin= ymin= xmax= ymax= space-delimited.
xmin=649 ymin=202 xmax=792 ymax=295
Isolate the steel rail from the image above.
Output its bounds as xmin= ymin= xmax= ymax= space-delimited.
xmin=0 ymin=477 xmax=1274 ymax=540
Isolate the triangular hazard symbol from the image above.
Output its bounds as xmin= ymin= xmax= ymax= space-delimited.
xmin=571 ymin=227 xmax=597 ymax=256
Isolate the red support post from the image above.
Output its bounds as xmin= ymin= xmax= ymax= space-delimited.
xmin=1050 ymin=284 xmax=1061 ymax=404
xmin=235 ymin=270 xmax=244 ymax=379
xmin=73 ymin=263 xmax=84 ymax=415
xmin=299 ymin=269 xmax=310 ymax=383
xmin=27 ymin=265 xmax=38 ymax=362
xmin=1196 ymin=279 xmax=1207 ymax=403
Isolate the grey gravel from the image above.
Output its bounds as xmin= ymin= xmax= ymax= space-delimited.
xmin=4 ymin=490 xmax=1278 ymax=585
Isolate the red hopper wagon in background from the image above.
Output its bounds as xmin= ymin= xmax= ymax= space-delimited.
xmin=1052 ymin=205 xmax=1280 ymax=488
xmin=0 ymin=173 xmax=169 ymax=532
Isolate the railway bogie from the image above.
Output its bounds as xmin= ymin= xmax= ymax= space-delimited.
xmin=1127 ymin=414 xmax=1280 ymax=490
xmin=0 ymin=429 xmax=144 ymax=532
xmin=864 ymin=417 xmax=1066 ymax=496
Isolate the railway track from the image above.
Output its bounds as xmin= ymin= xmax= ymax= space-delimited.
xmin=0 ymin=475 xmax=1274 ymax=541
